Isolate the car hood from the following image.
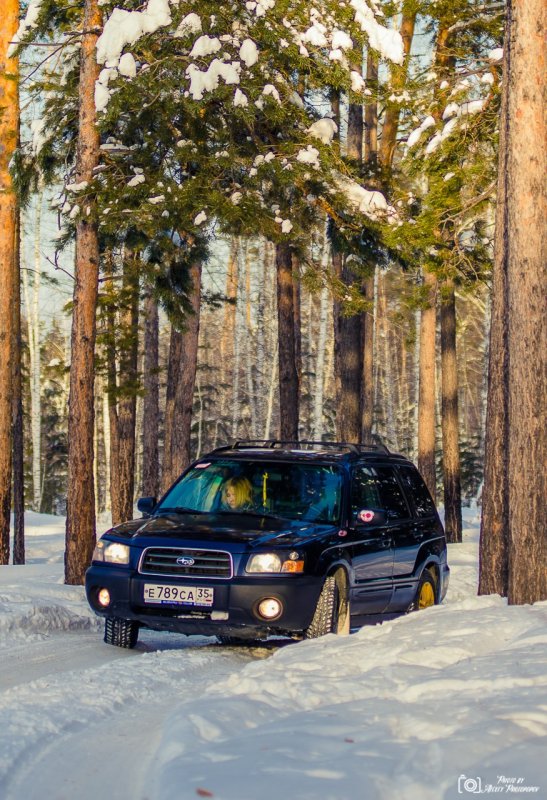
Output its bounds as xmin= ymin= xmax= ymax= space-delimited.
xmin=105 ymin=512 xmax=335 ymax=550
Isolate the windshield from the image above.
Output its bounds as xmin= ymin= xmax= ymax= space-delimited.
xmin=157 ymin=460 xmax=343 ymax=524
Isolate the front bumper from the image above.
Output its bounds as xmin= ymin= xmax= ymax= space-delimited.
xmin=85 ymin=565 xmax=322 ymax=639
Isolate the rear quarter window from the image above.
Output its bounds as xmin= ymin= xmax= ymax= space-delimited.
xmin=398 ymin=466 xmax=436 ymax=518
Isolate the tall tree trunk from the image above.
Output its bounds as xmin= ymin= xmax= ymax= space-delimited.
xmin=65 ymin=0 xmax=102 ymax=584
xmin=255 ymin=241 xmax=267 ymax=432
xmin=0 ymin=1 xmax=19 ymax=563
xmin=142 ymin=292 xmax=160 ymax=498
xmin=361 ymin=49 xmax=380 ymax=443
xmin=364 ymin=52 xmax=378 ymax=166
xmin=418 ymin=270 xmax=437 ymax=499
xmin=109 ymin=258 xmax=139 ymax=525
xmin=162 ymin=261 xmax=201 ymax=491
xmin=102 ymin=384 xmax=111 ymax=514
xmin=22 ymin=194 xmax=43 ymax=511
xmin=220 ymin=238 xmax=238 ymax=439
xmin=347 ymin=50 xmax=363 ymax=163
xmin=12 ymin=209 xmax=24 ymax=563
xmin=334 ymin=261 xmax=362 ymax=443
xmin=334 ymin=73 xmax=365 ymax=445
xmin=292 ymin=253 xmax=302 ymax=406
xmin=481 ymin=0 xmax=546 ymax=604
xmin=361 ymin=276 xmax=374 ymax=443
xmin=276 ymin=242 xmax=299 ymax=440
xmin=163 ymin=326 xmax=182 ymax=487
xmin=312 ymin=238 xmax=330 ymax=440
xmin=479 ymin=40 xmax=510 ymax=596
xmin=244 ymin=241 xmax=257 ymax=437
xmin=378 ymin=7 xmax=417 ymax=172
xmin=440 ymin=279 xmax=462 ymax=542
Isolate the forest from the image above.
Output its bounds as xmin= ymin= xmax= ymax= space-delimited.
xmin=0 ymin=0 xmax=544 ymax=601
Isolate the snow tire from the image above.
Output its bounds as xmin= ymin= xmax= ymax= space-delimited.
xmin=104 ymin=617 xmax=139 ymax=649
xmin=305 ymin=575 xmax=340 ymax=639
xmin=217 ymin=636 xmax=246 ymax=646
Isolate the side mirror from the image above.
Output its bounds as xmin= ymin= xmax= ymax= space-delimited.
xmin=137 ymin=496 xmax=156 ymax=517
xmin=353 ymin=508 xmax=388 ymax=527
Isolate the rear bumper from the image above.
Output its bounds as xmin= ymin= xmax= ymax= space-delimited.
xmin=85 ymin=565 xmax=322 ymax=638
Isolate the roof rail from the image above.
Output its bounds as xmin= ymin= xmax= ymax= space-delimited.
xmin=214 ymin=439 xmax=390 ymax=455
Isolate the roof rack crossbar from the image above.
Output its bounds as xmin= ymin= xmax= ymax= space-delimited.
xmin=223 ymin=439 xmax=390 ymax=455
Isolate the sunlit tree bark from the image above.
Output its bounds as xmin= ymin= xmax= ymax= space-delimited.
xmin=65 ymin=0 xmax=102 ymax=584
xmin=0 ymin=0 xmax=19 ymax=564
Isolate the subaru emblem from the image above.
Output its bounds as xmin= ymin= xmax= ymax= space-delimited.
xmin=176 ymin=556 xmax=195 ymax=566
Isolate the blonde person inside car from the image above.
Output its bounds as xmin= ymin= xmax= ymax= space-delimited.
xmin=220 ymin=476 xmax=254 ymax=511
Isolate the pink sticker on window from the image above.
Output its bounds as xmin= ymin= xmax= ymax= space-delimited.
xmin=358 ymin=509 xmax=375 ymax=523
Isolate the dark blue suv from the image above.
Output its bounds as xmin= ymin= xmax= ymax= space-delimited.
xmin=85 ymin=441 xmax=449 ymax=648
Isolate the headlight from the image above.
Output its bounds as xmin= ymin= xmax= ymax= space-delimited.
xmin=246 ymin=553 xmax=282 ymax=573
xmin=92 ymin=540 xmax=130 ymax=565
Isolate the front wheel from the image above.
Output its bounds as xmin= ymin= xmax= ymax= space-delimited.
xmin=409 ymin=568 xmax=437 ymax=612
xmin=104 ymin=617 xmax=139 ymax=649
xmin=305 ymin=570 xmax=350 ymax=639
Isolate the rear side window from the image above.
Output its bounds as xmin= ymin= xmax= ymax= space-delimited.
xmin=351 ymin=465 xmax=409 ymax=520
xmin=398 ymin=466 xmax=436 ymax=518
xmin=374 ymin=466 xmax=410 ymax=519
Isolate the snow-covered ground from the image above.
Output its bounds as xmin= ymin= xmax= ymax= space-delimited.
xmin=1 ymin=511 xmax=545 ymax=800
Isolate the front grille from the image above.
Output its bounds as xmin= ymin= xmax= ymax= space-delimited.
xmin=139 ymin=547 xmax=233 ymax=579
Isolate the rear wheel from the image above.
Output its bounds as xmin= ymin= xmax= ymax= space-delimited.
xmin=305 ymin=570 xmax=350 ymax=639
xmin=409 ymin=569 xmax=437 ymax=612
xmin=104 ymin=617 xmax=139 ymax=649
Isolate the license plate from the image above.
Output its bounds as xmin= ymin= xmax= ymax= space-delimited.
xmin=143 ymin=583 xmax=214 ymax=606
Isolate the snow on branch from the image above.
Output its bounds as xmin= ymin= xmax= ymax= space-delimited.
xmin=8 ymin=0 xmax=44 ymax=57
xmin=335 ymin=174 xmax=397 ymax=223
xmin=96 ymin=0 xmax=173 ymax=67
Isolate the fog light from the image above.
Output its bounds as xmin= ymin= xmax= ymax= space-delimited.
xmin=98 ymin=588 xmax=111 ymax=607
xmin=257 ymin=598 xmax=282 ymax=620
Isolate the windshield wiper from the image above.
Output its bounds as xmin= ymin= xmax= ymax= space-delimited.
xmin=214 ymin=509 xmax=288 ymax=522
xmin=156 ymin=506 xmax=203 ymax=514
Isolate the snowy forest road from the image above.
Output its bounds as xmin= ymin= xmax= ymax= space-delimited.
xmin=0 ymin=628 xmax=274 ymax=800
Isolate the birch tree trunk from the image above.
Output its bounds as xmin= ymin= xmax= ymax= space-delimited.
xmin=276 ymin=242 xmax=299 ymax=440
xmin=142 ymin=292 xmax=160 ymax=498
xmin=65 ymin=0 xmax=102 ymax=584
xmin=480 ymin=0 xmax=546 ymax=604
xmin=22 ymin=195 xmax=43 ymax=511
xmin=440 ymin=279 xmax=462 ymax=542
xmin=418 ymin=270 xmax=437 ymax=499
xmin=220 ymin=239 xmax=238 ymax=439
xmin=0 ymin=0 xmax=18 ymax=563
xmin=312 ymin=241 xmax=330 ymax=440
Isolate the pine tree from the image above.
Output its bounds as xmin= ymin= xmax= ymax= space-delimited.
xmin=480 ymin=0 xmax=546 ymax=605
xmin=0 ymin=0 xmax=20 ymax=564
